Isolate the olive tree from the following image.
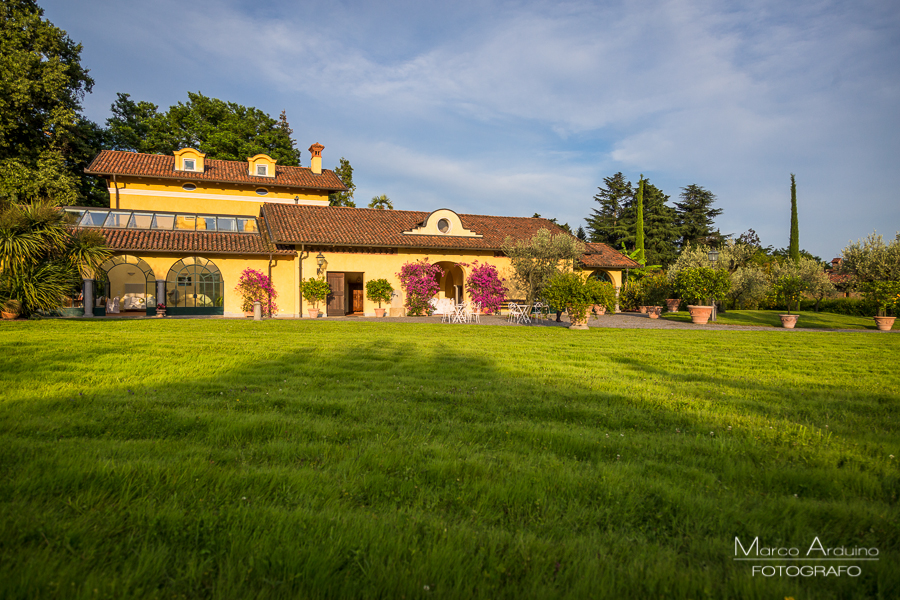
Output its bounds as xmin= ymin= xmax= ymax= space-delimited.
xmin=840 ymin=231 xmax=900 ymax=283
xmin=502 ymin=229 xmax=585 ymax=304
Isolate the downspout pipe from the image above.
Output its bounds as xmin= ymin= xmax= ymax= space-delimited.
xmin=112 ymin=175 xmax=120 ymax=209
xmin=268 ymin=251 xmax=273 ymax=318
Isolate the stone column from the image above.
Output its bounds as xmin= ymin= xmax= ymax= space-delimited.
xmin=615 ymin=286 xmax=621 ymax=313
xmin=83 ymin=279 xmax=94 ymax=317
xmin=156 ymin=280 xmax=166 ymax=309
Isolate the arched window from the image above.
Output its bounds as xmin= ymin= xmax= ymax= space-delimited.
xmin=166 ymin=257 xmax=223 ymax=309
xmin=99 ymin=255 xmax=156 ymax=313
xmin=589 ymin=270 xmax=613 ymax=284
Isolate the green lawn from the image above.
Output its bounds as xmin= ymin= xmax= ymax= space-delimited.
xmin=0 ymin=319 xmax=898 ymax=599
xmin=663 ymin=309 xmax=885 ymax=330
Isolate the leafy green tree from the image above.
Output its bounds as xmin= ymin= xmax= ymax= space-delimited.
xmin=329 ymin=157 xmax=356 ymax=207
xmin=674 ymin=184 xmax=722 ymax=249
xmin=0 ymin=197 xmax=111 ymax=315
xmin=789 ymin=174 xmax=800 ymax=263
xmin=368 ymin=194 xmax=393 ymax=210
xmin=586 ymin=172 xmax=632 ymax=247
xmin=0 ymin=0 xmax=96 ymax=204
xmin=104 ymin=92 xmax=301 ymax=166
xmin=502 ymin=229 xmax=585 ymax=304
xmin=637 ymin=180 xmax=678 ymax=267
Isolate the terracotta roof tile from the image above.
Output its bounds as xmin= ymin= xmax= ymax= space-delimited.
xmin=579 ymin=242 xmax=642 ymax=269
xmin=91 ymin=215 xmax=295 ymax=257
xmin=262 ymin=204 xmax=573 ymax=251
xmin=85 ymin=150 xmax=348 ymax=192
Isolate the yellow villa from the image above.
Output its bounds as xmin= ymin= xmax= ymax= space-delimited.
xmin=69 ymin=144 xmax=638 ymax=317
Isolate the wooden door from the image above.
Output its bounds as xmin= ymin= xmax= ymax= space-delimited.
xmin=326 ymin=272 xmax=345 ymax=316
xmin=352 ymin=288 xmax=364 ymax=313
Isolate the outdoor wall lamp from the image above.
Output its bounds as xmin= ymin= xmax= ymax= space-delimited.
xmin=316 ymin=252 xmax=326 ymax=276
xmin=707 ymin=249 xmax=719 ymax=322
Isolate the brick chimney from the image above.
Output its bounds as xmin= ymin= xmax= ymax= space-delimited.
xmin=309 ymin=143 xmax=324 ymax=175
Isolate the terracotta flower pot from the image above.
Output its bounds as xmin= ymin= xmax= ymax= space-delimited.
xmin=687 ymin=305 xmax=713 ymax=325
xmin=308 ymin=308 xmax=320 ymax=319
xmin=638 ymin=306 xmax=648 ymax=314
xmin=665 ymin=299 xmax=681 ymax=312
xmin=647 ymin=306 xmax=663 ymax=319
xmin=593 ymin=304 xmax=607 ymax=316
xmin=874 ymin=316 xmax=896 ymax=331
xmin=779 ymin=314 xmax=799 ymax=329
xmin=569 ymin=318 xmax=589 ymax=330
xmin=1 ymin=311 xmax=17 ymax=320
xmin=374 ymin=308 xmax=386 ymax=318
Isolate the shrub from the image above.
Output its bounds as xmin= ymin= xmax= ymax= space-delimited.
xmin=365 ymin=278 xmax=394 ymax=308
xmin=673 ymin=267 xmax=731 ymax=306
xmin=641 ymin=272 xmax=671 ymax=306
xmin=300 ymin=277 xmax=330 ymax=311
xmin=235 ymin=268 xmax=279 ymax=316
xmin=465 ymin=262 xmax=505 ymax=314
xmin=397 ymin=259 xmax=443 ymax=316
xmin=618 ymin=280 xmax=643 ymax=312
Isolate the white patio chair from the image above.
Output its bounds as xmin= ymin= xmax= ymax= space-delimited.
xmin=470 ymin=302 xmax=481 ymax=323
xmin=507 ymin=302 xmax=519 ymax=323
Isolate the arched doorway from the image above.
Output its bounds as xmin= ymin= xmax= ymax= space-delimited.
xmin=165 ymin=257 xmax=224 ymax=315
xmin=96 ymin=255 xmax=156 ymax=316
xmin=435 ymin=261 xmax=466 ymax=304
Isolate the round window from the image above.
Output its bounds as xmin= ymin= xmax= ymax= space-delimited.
xmin=182 ymin=183 xmax=197 ymax=192
xmin=437 ymin=218 xmax=450 ymax=233
xmin=256 ymin=188 xmax=268 ymax=196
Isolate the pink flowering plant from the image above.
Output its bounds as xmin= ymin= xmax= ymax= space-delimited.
xmin=235 ymin=268 xmax=279 ymax=316
xmin=463 ymin=261 xmax=505 ymax=314
xmin=397 ymin=259 xmax=443 ymax=315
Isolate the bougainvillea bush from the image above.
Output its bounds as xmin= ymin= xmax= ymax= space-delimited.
xmin=235 ymin=268 xmax=278 ymax=316
xmin=397 ymin=259 xmax=443 ymax=316
xmin=464 ymin=261 xmax=505 ymax=314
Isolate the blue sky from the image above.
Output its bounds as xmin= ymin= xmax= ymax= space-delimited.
xmin=42 ymin=0 xmax=900 ymax=259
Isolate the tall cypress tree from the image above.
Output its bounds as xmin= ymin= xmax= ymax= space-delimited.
xmin=634 ymin=175 xmax=646 ymax=265
xmin=789 ymin=173 xmax=800 ymax=263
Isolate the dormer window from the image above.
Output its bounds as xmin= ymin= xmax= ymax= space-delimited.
xmin=256 ymin=164 xmax=268 ymax=176
xmin=183 ymin=159 xmax=196 ymax=171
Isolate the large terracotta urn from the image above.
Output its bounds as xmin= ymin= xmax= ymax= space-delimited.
xmin=665 ymin=299 xmax=681 ymax=312
xmin=873 ymin=316 xmax=895 ymax=331
xmin=647 ymin=306 xmax=663 ymax=319
xmin=687 ymin=305 xmax=713 ymax=325
xmin=779 ymin=314 xmax=799 ymax=329
xmin=375 ymin=308 xmax=386 ymax=318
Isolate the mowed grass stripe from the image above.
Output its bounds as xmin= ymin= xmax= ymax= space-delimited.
xmin=0 ymin=319 xmax=897 ymax=599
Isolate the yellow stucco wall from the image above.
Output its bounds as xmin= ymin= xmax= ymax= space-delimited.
xmin=103 ymin=253 xmax=297 ymax=317
xmin=107 ymin=177 xmax=329 ymax=215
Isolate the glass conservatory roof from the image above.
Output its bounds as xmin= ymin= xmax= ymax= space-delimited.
xmin=64 ymin=207 xmax=259 ymax=234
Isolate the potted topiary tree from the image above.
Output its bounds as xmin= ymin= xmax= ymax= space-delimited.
xmin=591 ymin=281 xmax=617 ymax=317
xmin=365 ymin=278 xmax=394 ymax=317
xmin=300 ymin=277 xmax=331 ymax=318
xmin=1 ymin=299 xmax=21 ymax=320
xmin=674 ymin=267 xmax=731 ymax=325
xmin=544 ymin=272 xmax=602 ymax=330
xmin=772 ymin=274 xmax=807 ymax=328
xmin=642 ymin=272 xmax=671 ymax=319
xmin=862 ymin=280 xmax=900 ymax=331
